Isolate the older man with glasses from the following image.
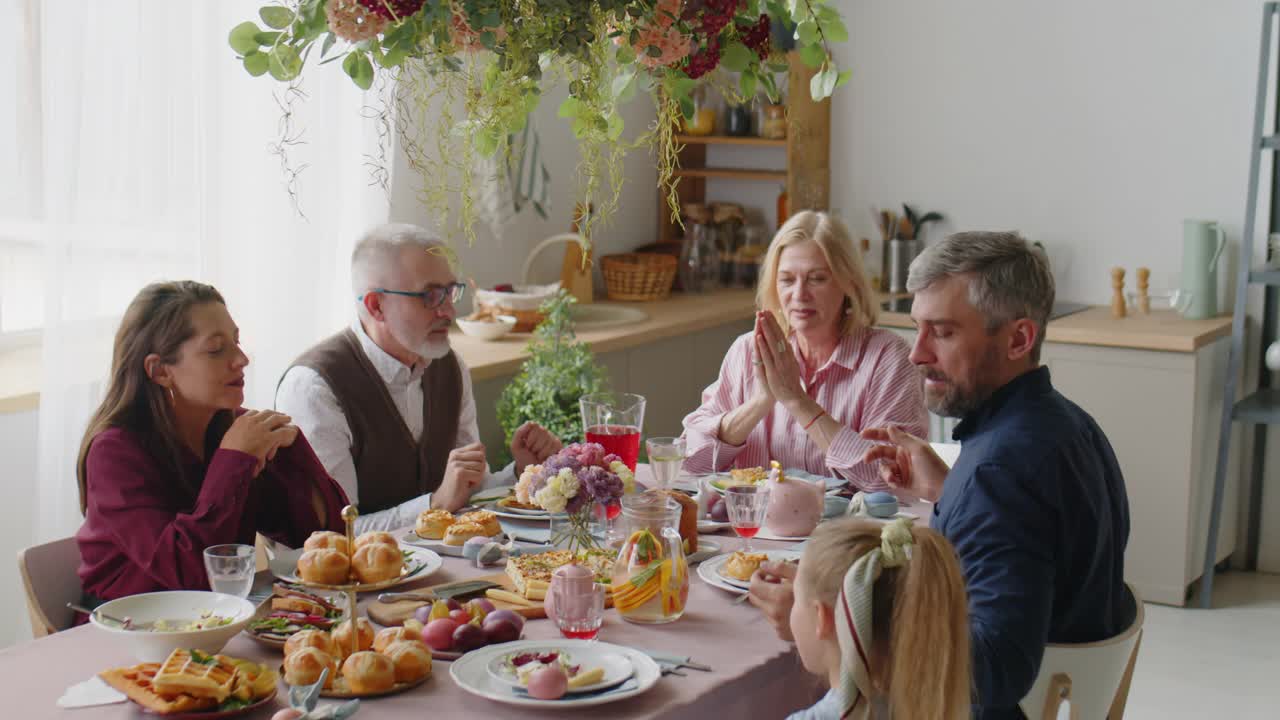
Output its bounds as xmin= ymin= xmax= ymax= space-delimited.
xmin=276 ymin=223 xmax=562 ymax=532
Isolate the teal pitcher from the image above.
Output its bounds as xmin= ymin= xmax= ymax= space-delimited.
xmin=1181 ymin=219 xmax=1226 ymax=320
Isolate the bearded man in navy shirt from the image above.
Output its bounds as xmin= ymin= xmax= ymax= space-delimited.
xmin=863 ymin=231 xmax=1135 ymax=718
xmin=747 ymin=231 xmax=1134 ymax=719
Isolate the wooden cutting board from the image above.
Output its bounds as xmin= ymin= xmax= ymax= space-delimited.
xmin=367 ymin=572 xmax=548 ymax=625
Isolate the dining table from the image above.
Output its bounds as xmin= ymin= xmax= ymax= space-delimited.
xmin=8 ymin=467 xmax=842 ymax=719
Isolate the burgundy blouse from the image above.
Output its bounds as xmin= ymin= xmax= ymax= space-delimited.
xmin=76 ymin=426 xmax=349 ymax=602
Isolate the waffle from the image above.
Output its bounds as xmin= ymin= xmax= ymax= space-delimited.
xmin=98 ymin=663 xmax=219 ymax=715
xmin=152 ymin=648 xmax=238 ymax=702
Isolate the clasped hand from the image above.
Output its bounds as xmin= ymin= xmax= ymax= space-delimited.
xmin=751 ymin=311 xmax=806 ymax=410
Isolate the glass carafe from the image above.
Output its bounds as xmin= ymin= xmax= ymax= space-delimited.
xmin=610 ymin=493 xmax=689 ymax=624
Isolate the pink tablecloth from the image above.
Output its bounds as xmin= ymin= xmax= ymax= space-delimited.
xmin=6 ymin=530 xmax=823 ymax=719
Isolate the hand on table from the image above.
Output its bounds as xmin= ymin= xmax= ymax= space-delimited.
xmin=859 ymin=426 xmax=949 ymax=503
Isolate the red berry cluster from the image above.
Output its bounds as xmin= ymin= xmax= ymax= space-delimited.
xmin=686 ymin=0 xmax=742 ymax=36
xmin=357 ymin=0 xmax=425 ymax=21
xmin=684 ymin=37 xmax=721 ymax=79
xmin=737 ymin=14 xmax=771 ymax=59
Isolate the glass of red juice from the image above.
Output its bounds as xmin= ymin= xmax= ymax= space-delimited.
xmin=580 ymin=392 xmax=646 ymax=471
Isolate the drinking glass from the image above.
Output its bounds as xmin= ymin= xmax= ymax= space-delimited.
xmin=580 ymin=392 xmax=647 ymax=472
xmin=724 ymin=485 xmax=770 ymax=552
xmin=203 ymin=544 xmax=255 ymax=598
xmin=645 ymin=436 xmax=685 ymax=491
xmin=550 ymin=582 xmax=607 ymax=640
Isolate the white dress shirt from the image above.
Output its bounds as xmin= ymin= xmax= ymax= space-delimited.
xmin=276 ymin=319 xmax=512 ymax=533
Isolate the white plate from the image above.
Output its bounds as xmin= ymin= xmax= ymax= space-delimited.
xmin=705 ymin=469 xmax=846 ymax=495
xmin=686 ymin=538 xmax=721 ymax=564
xmin=697 ymin=518 xmax=732 ymax=533
xmin=697 ymin=549 xmax=802 ymax=594
xmin=486 ymin=645 xmax=633 ymax=694
xmin=451 ymin=640 xmax=661 ymax=708
xmin=269 ymin=544 xmax=443 ymax=591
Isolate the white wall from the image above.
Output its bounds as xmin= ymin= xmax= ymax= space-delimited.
xmin=388 ymin=79 xmax=660 ymax=306
xmin=831 ymin=0 xmax=1279 ymax=569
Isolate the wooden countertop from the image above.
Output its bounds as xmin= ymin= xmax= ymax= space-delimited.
xmin=452 ymin=289 xmax=759 ymax=381
xmin=875 ymin=304 xmax=1232 ymax=353
xmin=0 ymin=289 xmax=1236 ymax=410
xmin=453 ymin=288 xmax=1234 ymax=380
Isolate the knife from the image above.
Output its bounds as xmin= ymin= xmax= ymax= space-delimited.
xmin=632 ymin=648 xmax=712 ymax=672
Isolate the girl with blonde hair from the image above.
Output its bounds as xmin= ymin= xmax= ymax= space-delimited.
xmin=788 ymin=517 xmax=971 ymax=719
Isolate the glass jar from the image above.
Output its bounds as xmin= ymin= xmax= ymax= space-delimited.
xmin=679 ymin=204 xmax=719 ymax=293
xmin=736 ymin=224 xmax=768 ymax=287
xmin=711 ymin=202 xmax=744 ymax=286
xmin=610 ymin=493 xmax=690 ymax=624
xmin=760 ymin=103 xmax=787 ymax=139
xmin=725 ymin=102 xmax=753 ymax=136
xmin=682 ymin=86 xmax=716 ymax=136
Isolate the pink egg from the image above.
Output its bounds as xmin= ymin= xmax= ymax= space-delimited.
xmin=272 ymin=709 xmax=304 ymax=720
xmin=527 ymin=666 xmax=569 ymax=700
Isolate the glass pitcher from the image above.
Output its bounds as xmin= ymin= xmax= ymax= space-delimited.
xmin=610 ymin=493 xmax=689 ymax=624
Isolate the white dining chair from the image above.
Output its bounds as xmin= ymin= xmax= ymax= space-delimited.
xmin=1018 ymin=584 xmax=1145 ymax=720
xmin=17 ymin=536 xmax=83 ymax=637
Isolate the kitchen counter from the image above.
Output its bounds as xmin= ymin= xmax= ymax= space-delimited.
xmin=452 ymin=288 xmax=1235 ymax=382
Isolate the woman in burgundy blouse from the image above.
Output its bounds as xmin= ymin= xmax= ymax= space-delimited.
xmin=682 ymin=211 xmax=928 ymax=492
xmin=75 ymin=281 xmax=349 ymax=604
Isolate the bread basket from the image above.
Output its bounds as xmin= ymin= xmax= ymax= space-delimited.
xmin=600 ymin=253 xmax=678 ymax=301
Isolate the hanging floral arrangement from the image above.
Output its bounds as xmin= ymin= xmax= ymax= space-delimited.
xmin=229 ymin=0 xmax=850 ymax=245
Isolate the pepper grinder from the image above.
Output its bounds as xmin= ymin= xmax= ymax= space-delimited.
xmin=1136 ymin=267 xmax=1150 ymax=314
xmin=1111 ymin=267 xmax=1127 ymax=318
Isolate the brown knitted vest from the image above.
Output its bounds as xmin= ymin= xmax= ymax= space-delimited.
xmin=283 ymin=328 xmax=461 ymax=514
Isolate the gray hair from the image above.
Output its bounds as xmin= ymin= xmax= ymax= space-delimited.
xmin=350 ymin=223 xmax=443 ymax=307
xmin=906 ymin=231 xmax=1055 ymax=361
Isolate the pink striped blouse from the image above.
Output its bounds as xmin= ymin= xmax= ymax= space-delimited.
xmin=682 ymin=327 xmax=928 ymax=492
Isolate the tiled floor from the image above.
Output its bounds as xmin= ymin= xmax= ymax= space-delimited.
xmin=1125 ymin=571 xmax=1280 ymax=718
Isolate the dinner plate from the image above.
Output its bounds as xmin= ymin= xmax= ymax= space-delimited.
xmin=140 ymin=687 xmax=277 ymax=718
xmin=697 ymin=549 xmax=802 ymax=594
xmin=486 ymin=644 xmax=633 ymax=694
xmin=696 ymin=518 xmax=732 ymax=533
xmin=706 ymin=470 xmax=847 ymax=494
xmin=451 ymin=640 xmax=661 ymax=709
xmin=685 ymin=538 xmax=722 ymax=564
xmin=269 ymin=544 xmax=443 ymax=592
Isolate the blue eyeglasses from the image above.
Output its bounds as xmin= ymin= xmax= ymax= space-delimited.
xmin=359 ymin=282 xmax=466 ymax=309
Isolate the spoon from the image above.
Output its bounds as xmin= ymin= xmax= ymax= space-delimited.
xmin=67 ymin=603 xmax=132 ymax=629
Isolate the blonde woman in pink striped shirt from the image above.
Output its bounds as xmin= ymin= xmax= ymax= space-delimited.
xmin=682 ymin=210 xmax=927 ymax=492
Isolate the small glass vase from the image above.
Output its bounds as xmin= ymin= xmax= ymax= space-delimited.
xmin=549 ymin=503 xmax=606 ymax=555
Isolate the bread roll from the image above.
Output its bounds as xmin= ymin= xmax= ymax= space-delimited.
xmin=340 ymin=651 xmax=396 ymax=693
xmin=283 ymin=647 xmax=337 ymax=688
xmin=372 ymin=625 xmax=420 ymax=654
xmin=330 ymin=618 xmax=374 ymax=660
xmin=303 ymin=530 xmax=350 ymax=555
xmin=443 ymin=521 xmax=488 ymax=547
xmin=351 ymin=542 xmax=403 ymax=584
xmin=383 ymin=640 xmax=433 ymax=683
xmin=657 ymin=489 xmax=699 ymax=554
xmin=457 ymin=510 xmax=501 ymax=536
xmin=353 ymin=531 xmax=398 ymax=551
xmin=284 ymin=628 xmax=335 ymax=658
xmin=297 ymin=548 xmax=350 ymax=585
xmin=414 ymin=509 xmax=454 ymax=540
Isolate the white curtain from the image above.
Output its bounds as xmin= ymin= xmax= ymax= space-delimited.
xmin=5 ymin=0 xmax=389 ymax=557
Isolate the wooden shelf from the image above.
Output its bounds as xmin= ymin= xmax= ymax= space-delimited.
xmin=672 ymin=167 xmax=787 ymax=181
xmin=674 ymin=134 xmax=787 ymax=148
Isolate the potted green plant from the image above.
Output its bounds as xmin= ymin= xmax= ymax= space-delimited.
xmin=496 ymin=290 xmax=608 ymax=465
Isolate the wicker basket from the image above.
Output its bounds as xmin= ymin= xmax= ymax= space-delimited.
xmin=601 ymin=253 xmax=678 ymax=301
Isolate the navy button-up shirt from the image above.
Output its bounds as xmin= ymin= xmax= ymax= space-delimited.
xmin=934 ymin=367 xmax=1133 ymax=719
